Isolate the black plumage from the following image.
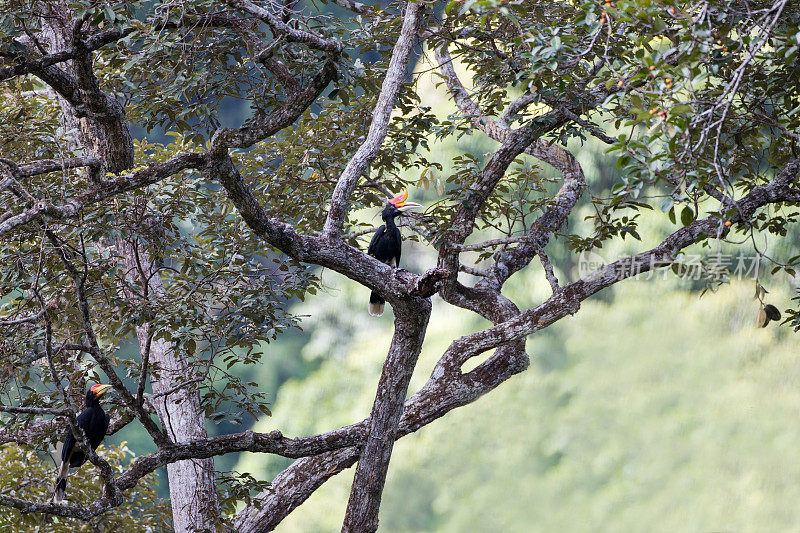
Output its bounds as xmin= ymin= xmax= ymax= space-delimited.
xmin=367 ymin=188 xmax=421 ymax=316
xmin=54 ymin=384 xmax=111 ymax=502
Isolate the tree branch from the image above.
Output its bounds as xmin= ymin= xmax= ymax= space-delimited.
xmin=342 ymin=299 xmax=431 ymax=532
xmin=226 ymin=0 xmax=344 ymax=53
xmin=16 ymin=157 xmax=102 ymax=178
xmin=0 ymin=26 xmax=134 ymax=83
xmin=323 ymin=1 xmax=425 ymax=238
xmin=210 ymin=59 xmax=338 ymax=151
xmin=0 ymin=309 xmax=46 ymax=325
xmin=327 ymin=0 xmax=370 ymax=15
xmin=0 ymin=152 xmax=205 ymax=237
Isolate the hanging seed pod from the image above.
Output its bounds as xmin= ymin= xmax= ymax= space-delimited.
xmin=756 ymin=306 xmax=769 ymax=328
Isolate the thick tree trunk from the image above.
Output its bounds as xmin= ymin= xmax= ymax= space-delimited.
xmin=120 ymin=238 xmax=222 ymax=533
xmin=342 ymin=299 xmax=431 ymax=532
xmin=136 ymin=328 xmax=221 ymax=532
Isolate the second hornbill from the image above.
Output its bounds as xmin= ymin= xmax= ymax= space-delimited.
xmin=367 ymin=187 xmax=422 ymax=316
xmin=54 ymin=383 xmax=112 ymax=502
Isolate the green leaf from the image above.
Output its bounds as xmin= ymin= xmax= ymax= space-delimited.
xmin=670 ymin=104 xmax=692 ymax=115
xmin=680 ymin=206 xmax=695 ymax=226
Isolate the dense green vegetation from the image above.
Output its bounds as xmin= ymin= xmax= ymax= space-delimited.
xmin=237 ymin=279 xmax=799 ymax=532
xmin=0 ymin=443 xmax=170 ymax=531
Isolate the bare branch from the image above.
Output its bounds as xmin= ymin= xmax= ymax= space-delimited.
xmin=135 ymin=330 xmax=152 ymax=407
xmin=226 ymin=0 xmax=344 ymax=53
xmin=234 ymin=449 xmax=360 ymax=532
xmin=459 ymin=264 xmax=490 ymax=277
xmin=0 ymin=153 xmax=205 ymax=237
xmin=558 ymin=107 xmax=617 ymax=145
xmin=323 ymin=2 xmax=425 ymax=238
xmin=0 ymin=493 xmax=99 ymax=520
xmin=498 ymin=92 xmax=537 ymax=127
xmin=0 ymin=405 xmax=70 ymax=416
xmin=0 ymin=27 xmax=134 ymax=83
xmin=538 ymin=251 xmax=560 ymax=293
xmin=455 ymin=235 xmax=537 ymax=252
xmin=17 ymin=157 xmax=102 ymax=178
xmin=210 ymin=60 xmax=338 ymax=150
xmin=327 ymin=0 xmax=369 ymax=14
xmin=0 ymin=309 xmax=46 ymax=325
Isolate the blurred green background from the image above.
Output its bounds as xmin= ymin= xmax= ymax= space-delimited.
xmin=103 ymin=46 xmax=800 ymax=532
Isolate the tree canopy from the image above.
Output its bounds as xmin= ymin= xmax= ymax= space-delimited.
xmin=1 ymin=0 xmax=799 ymax=531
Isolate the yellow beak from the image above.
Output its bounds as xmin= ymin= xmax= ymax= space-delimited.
xmin=388 ymin=187 xmax=422 ymax=211
xmin=92 ymin=384 xmax=113 ymax=398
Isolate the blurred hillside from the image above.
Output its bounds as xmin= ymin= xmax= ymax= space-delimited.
xmin=238 ymin=278 xmax=800 ymax=533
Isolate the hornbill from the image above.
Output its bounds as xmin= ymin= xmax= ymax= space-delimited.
xmin=367 ymin=187 xmax=422 ymax=316
xmin=53 ymin=383 xmax=112 ymax=502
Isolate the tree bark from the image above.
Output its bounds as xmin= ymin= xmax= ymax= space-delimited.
xmin=38 ymin=3 xmax=133 ymax=177
xmin=137 ymin=327 xmax=221 ymax=532
xmin=342 ymin=298 xmax=431 ymax=532
xmin=119 ymin=236 xmax=222 ymax=533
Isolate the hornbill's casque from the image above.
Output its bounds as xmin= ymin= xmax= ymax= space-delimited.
xmin=54 ymin=383 xmax=112 ymax=502
xmin=367 ymin=187 xmax=422 ymax=316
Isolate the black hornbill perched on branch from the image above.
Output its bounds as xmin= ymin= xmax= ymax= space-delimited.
xmin=367 ymin=187 xmax=422 ymax=316
xmin=53 ymin=383 xmax=112 ymax=502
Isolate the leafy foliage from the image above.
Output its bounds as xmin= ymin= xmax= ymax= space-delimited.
xmin=1 ymin=0 xmax=799 ymax=529
xmin=0 ymin=443 xmax=171 ymax=532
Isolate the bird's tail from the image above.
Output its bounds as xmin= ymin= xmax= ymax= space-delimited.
xmin=369 ymin=291 xmax=385 ymax=316
xmin=53 ymin=460 xmax=69 ymax=502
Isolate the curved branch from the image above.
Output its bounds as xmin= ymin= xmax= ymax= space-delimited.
xmin=434 ymin=44 xmax=586 ymax=293
xmin=210 ymin=59 xmax=338 ymax=151
xmin=0 ymin=27 xmax=134 ymax=83
xmin=0 ymin=153 xmax=205 ymax=237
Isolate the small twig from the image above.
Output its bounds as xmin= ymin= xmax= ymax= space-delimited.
xmin=0 ymin=309 xmax=46 ymax=325
xmin=459 ymin=264 xmax=489 ymax=277
xmin=151 ymin=377 xmax=205 ymax=400
xmin=559 ymin=108 xmax=617 ymax=145
xmin=344 ymin=227 xmax=377 ymax=239
xmin=455 ymin=235 xmax=534 ymax=252
xmin=136 ymin=331 xmax=153 ymax=407
xmin=538 ymin=251 xmax=560 ymax=293
xmin=0 ymin=405 xmax=71 ymax=416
